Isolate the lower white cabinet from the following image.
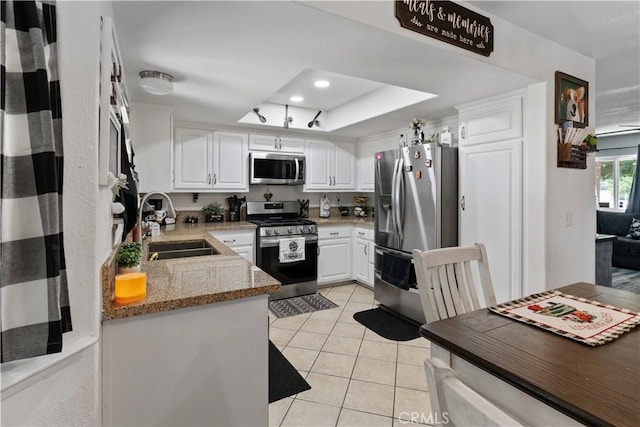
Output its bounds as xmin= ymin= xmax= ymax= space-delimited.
xmin=317 ymin=226 xmax=352 ymax=284
xmin=102 ymin=295 xmax=269 ymax=426
xmin=353 ymin=227 xmax=374 ymax=288
xmin=210 ymin=229 xmax=255 ymax=264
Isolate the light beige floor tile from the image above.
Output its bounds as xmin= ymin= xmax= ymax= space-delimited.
xmin=402 ymin=337 xmax=431 ymax=348
xmin=348 ymin=291 xmax=375 ymax=304
xmin=352 ymin=357 xmax=397 ymax=386
xmin=363 ymin=329 xmax=399 ymax=344
xmin=299 ymin=318 xmax=337 ymax=334
xmin=358 ymin=340 xmax=398 ymax=362
xmin=393 ymin=417 xmax=434 ymax=427
xmin=282 ymin=347 xmax=319 ymax=372
xmin=276 ymin=343 xmax=285 ymax=352
xmin=322 ymin=335 xmax=362 ymax=356
xmin=393 ymin=387 xmax=432 ymax=424
xmin=297 ymin=370 xmax=308 ymax=379
xmin=331 ymin=322 xmax=366 ymax=339
xmin=270 ymin=313 xmax=311 ymax=331
xmin=281 ymin=399 xmax=341 ymax=427
xmin=288 ymin=331 xmax=328 ymax=351
xmin=296 ymin=372 xmax=350 ymax=407
xmin=338 ymin=310 xmax=361 ymax=324
xmin=343 ymin=379 xmax=395 ymax=417
xmin=318 ymin=287 xmax=331 ymax=296
xmin=337 ymin=408 xmax=393 ymax=427
xmin=396 ymin=363 xmax=428 ymax=391
xmin=327 ymin=289 xmax=355 ymax=302
xmin=342 ymin=301 xmax=375 ymax=314
xmin=268 ymin=397 xmax=293 ymax=427
xmin=352 ymin=284 xmax=374 ymax=295
xmin=398 ymin=344 xmax=430 ymax=366
xmin=311 ymin=352 xmax=356 ymax=378
xmin=269 ymin=327 xmax=297 ymax=346
xmin=309 ymin=307 xmax=343 ymax=322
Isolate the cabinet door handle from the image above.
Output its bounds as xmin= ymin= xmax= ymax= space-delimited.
xmin=208 ymin=173 xmax=212 ymax=184
xmin=358 ymin=232 xmax=365 ymax=236
xmin=364 ymin=245 xmax=368 ymax=255
xmin=274 ymin=139 xmax=278 ymax=150
xmin=223 ymin=239 xmax=236 ymax=243
xmin=279 ymin=139 xmax=282 ymax=150
xmin=172 ymin=171 xmax=175 ymax=183
xmin=330 ymin=232 xmax=339 ymax=236
xmin=461 ymin=195 xmax=465 ymax=211
xmin=460 ymin=126 xmax=466 ymax=139
xmin=213 ymin=173 xmax=217 ymax=184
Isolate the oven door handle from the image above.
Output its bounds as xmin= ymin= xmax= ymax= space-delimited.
xmin=260 ymin=236 xmax=318 ymax=247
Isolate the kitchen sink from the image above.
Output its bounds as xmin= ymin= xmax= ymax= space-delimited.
xmin=148 ymin=240 xmax=219 ymax=260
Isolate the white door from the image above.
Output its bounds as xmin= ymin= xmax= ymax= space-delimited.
xmin=353 ymin=237 xmax=369 ymax=283
xmin=174 ymin=128 xmax=212 ymax=189
xmin=305 ymin=140 xmax=332 ymax=190
xmin=318 ymin=238 xmax=352 ymax=283
xmin=332 ymin=142 xmax=356 ymax=190
xmin=213 ymin=132 xmax=248 ymax=191
xmin=459 ymin=140 xmax=522 ymax=304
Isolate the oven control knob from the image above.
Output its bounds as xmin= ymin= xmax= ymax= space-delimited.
xmin=287 ymin=227 xmax=293 ymax=234
xmin=274 ymin=229 xmax=280 ymax=235
xmin=265 ymin=229 xmax=272 ymax=236
xmin=299 ymin=226 xmax=305 ymax=233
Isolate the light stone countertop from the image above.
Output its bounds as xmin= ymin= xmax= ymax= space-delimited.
xmin=101 ymin=222 xmax=280 ymax=321
xmin=311 ymin=216 xmax=374 ymax=227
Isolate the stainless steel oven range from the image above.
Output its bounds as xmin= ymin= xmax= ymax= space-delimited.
xmin=246 ymin=201 xmax=317 ymax=300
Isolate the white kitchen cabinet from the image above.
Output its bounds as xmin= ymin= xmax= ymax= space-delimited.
xmin=213 ymin=131 xmax=249 ymax=191
xmin=457 ymin=92 xmax=523 ymax=304
xmin=458 ymin=94 xmax=522 ymax=146
xmin=174 ymin=127 xmax=212 ymax=189
xmin=102 ymin=295 xmax=269 ymax=426
xmin=174 ymin=127 xmax=248 ymax=191
xmin=353 ymin=227 xmax=374 ymax=288
xmin=304 ymin=140 xmax=356 ymax=191
xmin=249 ymin=134 xmax=304 ymax=153
xmin=317 ymin=226 xmax=352 ymax=284
xmin=209 ymin=229 xmax=255 ymax=264
xmin=130 ymin=103 xmax=173 ymax=193
xmin=357 ymin=136 xmax=397 ymax=192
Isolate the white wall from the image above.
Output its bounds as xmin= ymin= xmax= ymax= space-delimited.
xmin=306 ymin=0 xmax=597 ymax=291
xmin=1 ymin=1 xmax=114 ymax=425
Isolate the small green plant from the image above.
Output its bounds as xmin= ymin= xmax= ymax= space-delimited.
xmin=584 ymin=134 xmax=598 ymax=147
xmin=116 ymin=242 xmax=142 ymax=268
xmin=203 ymin=202 xmax=223 ymax=216
xmin=338 ymin=205 xmax=350 ymax=216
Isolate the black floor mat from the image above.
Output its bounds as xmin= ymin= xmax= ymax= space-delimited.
xmin=269 ymin=340 xmax=311 ymax=403
xmin=353 ymin=308 xmax=421 ymax=341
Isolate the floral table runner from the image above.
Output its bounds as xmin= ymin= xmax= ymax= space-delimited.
xmin=489 ymin=291 xmax=640 ymax=346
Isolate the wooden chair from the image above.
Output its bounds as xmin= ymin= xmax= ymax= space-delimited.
xmin=424 ymin=357 xmax=524 ymax=427
xmin=412 ymin=243 xmax=496 ymax=323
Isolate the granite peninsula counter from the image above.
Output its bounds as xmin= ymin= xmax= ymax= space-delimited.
xmin=101 ymin=221 xmax=280 ymax=320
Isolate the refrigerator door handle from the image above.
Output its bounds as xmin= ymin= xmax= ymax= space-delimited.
xmin=391 ymin=158 xmax=400 ymax=242
xmin=396 ymin=158 xmax=405 ymax=244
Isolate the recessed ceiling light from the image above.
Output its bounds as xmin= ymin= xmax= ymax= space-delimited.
xmin=314 ymin=80 xmax=330 ymax=88
xmin=289 ymin=95 xmax=304 ymax=102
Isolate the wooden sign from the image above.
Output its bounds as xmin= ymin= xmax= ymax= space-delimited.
xmin=395 ymin=0 xmax=494 ymax=57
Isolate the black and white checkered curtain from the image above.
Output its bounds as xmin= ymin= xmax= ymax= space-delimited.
xmin=1 ymin=0 xmax=72 ymax=362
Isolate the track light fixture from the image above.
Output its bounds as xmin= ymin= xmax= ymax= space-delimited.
xmin=252 ymin=107 xmax=267 ymax=123
xmin=308 ymin=110 xmax=322 ymax=128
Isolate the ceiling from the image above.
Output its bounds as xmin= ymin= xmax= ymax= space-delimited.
xmin=113 ymin=1 xmax=639 ymax=139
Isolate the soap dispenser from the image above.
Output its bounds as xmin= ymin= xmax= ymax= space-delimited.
xmin=319 ymin=194 xmax=331 ymax=218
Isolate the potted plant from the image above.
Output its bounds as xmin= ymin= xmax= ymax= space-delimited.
xmin=338 ymin=205 xmax=350 ymax=216
xmin=582 ymin=134 xmax=598 ymax=152
xmin=116 ymin=242 xmax=142 ymax=273
xmin=203 ymin=202 xmax=224 ymax=222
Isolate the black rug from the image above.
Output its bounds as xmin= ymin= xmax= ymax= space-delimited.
xmin=612 ymin=267 xmax=640 ymax=294
xmin=353 ymin=308 xmax=421 ymax=341
xmin=269 ymin=340 xmax=310 ymax=403
xmin=269 ymin=293 xmax=339 ymax=318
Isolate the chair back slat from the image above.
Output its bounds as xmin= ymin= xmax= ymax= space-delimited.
xmin=412 ymin=243 xmax=496 ymax=323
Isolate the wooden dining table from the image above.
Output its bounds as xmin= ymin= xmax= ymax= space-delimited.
xmin=419 ymin=283 xmax=640 ymax=427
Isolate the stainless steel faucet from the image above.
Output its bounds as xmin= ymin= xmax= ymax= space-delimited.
xmin=137 ymin=192 xmax=177 ymax=243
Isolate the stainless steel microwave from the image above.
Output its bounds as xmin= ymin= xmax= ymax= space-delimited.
xmin=249 ymin=152 xmax=305 ymax=185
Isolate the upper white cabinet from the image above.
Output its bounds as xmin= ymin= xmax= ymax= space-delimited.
xmin=458 ymin=95 xmax=522 ymax=146
xmin=174 ymin=127 xmax=248 ymax=191
xmin=249 ymin=134 xmax=304 ymax=153
xmin=357 ymin=136 xmax=397 ymax=192
xmin=130 ymin=103 xmax=173 ymax=193
xmin=304 ymin=140 xmax=356 ymax=191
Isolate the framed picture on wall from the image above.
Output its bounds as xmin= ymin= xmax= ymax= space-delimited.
xmin=555 ymin=71 xmax=589 ymax=128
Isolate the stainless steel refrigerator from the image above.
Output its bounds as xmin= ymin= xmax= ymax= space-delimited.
xmin=374 ymin=143 xmax=458 ymax=323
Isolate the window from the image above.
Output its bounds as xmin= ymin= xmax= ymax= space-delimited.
xmin=595 ymin=155 xmax=637 ymax=210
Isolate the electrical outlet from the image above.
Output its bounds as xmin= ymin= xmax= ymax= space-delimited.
xmin=564 ymin=210 xmax=573 ymax=227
